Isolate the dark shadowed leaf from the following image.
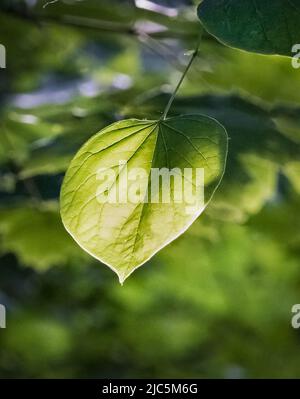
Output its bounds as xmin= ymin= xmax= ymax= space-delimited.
xmin=198 ymin=0 xmax=300 ymax=57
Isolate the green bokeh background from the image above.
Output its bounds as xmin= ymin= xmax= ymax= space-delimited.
xmin=0 ymin=0 xmax=300 ymax=378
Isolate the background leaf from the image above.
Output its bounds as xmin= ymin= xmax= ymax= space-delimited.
xmin=0 ymin=202 xmax=86 ymax=271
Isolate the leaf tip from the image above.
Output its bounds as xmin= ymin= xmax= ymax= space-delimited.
xmin=117 ymin=271 xmax=128 ymax=286
xmin=118 ymin=277 xmax=125 ymax=286
xmin=116 ymin=267 xmax=137 ymax=285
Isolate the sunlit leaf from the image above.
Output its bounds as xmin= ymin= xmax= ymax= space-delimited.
xmin=60 ymin=116 xmax=228 ymax=283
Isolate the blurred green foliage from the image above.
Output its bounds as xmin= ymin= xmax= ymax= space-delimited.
xmin=0 ymin=0 xmax=300 ymax=378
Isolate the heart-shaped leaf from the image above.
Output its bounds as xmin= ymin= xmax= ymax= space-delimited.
xmin=60 ymin=116 xmax=228 ymax=283
xmin=198 ymin=0 xmax=300 ymax=57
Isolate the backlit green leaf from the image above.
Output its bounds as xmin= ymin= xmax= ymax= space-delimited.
xmin=60 ymin=116 xmax=228 ymax=283
xmin=198 ymin=0 xmax=300 ymax=57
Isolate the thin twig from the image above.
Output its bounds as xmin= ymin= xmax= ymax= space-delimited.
xmin=161 ymin=31 xmax=203 ymax=120
xmin=43 ymin=0 xmax=59 ymax=8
